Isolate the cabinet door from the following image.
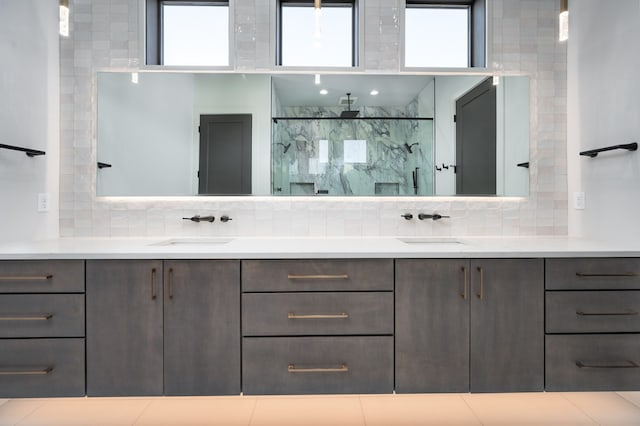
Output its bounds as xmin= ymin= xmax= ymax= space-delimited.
xmin=164 ymin=260 xmax=240 ymax=395
xmin=86 ymin=260 xmax=163 ymax=396
xmin=395 ymin=259 xmax=470 ymax=392
xmin=470 ymin=259 xmax=544 ymax=392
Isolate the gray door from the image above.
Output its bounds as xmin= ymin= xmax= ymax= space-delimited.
xmin=163 ymin=260 xmax=241 ymax=395
xmin=86 ymin=260 xmax=164 ymax=396
xmin=456 ymin=78 xmax=496 ymax=195
xmin=469 ymin=259 xmax=544 ymax=392
xmin=199 ymin=114 xmax=252 ymax=195
xmin=395 ymin=259 xmax=470 ymax=393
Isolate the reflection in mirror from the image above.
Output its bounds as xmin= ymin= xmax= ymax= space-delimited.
xmin=271 ymin=75 xmax=435 ymax=196
xmin=95 ymin=72 xmax=529 ymax=197
xmin=96 ymin=72 xmax=271 ymax=196
xmin=271 ymin=74 xmax=529 ymax=196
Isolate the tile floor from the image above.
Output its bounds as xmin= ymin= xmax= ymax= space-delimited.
xmin=0 ymin=392 xmax=639 ymax=426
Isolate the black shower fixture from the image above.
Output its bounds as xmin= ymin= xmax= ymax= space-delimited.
xmin=340 ymin=93 xmax=360 ymax=118
xmin=405 ymin=142 xmax=419 ymax=153
xmin=276 ymin=142 xmax=291 ymax=153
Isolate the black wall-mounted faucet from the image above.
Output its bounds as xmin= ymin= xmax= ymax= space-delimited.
xmin=183 ymin=215 xmax=215 ymax=223
xmin=220 ymin=215 xmax=233 ymax=223
xmin=418 ymin=213 xmax=450 ymax=221
xmin=401 ymin=213 xmax=414 ymax=220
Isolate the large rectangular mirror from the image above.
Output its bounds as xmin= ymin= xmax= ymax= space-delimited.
xmin=96 ymin=72 xmax=529 ymax=197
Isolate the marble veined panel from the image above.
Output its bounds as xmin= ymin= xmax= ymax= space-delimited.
xmin=272 ymin=107 xmax=433 ymax=196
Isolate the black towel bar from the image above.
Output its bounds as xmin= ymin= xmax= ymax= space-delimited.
xmin=0 ymin=143 xmax=46 ymax=157
xmin=579 ymin=142 xmax=637 ymax=158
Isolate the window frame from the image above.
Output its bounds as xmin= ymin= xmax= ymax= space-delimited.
xmin=403 ymin=0 xmax=486 ymax=69
xmin=276 ymin=0 xmax=359 ymax=68
xmin=145 ymin=0 xmax=231 ymax=67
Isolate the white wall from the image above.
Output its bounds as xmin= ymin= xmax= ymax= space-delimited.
xmin=433 ymin=76 xmax=484 ymax=195
xmin=193 ymin=74 xmax=272 ymax=196
xmin=0 ymin=0 xmax=59 ymax=243
xmin=567 ymin=0 xmax=640 ymax=242
xmin=97 ymin=73 xmax=195 ymax=196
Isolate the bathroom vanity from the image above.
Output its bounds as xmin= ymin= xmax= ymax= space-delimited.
xmin=0 ymin=237 xmax=638 ymax=398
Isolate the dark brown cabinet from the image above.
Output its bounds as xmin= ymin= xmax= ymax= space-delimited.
xmin=0 ymin=260 xmax=85 ymax=398
xmin=86 ymin=260 xmax=164 ymax=396
xmin=396 ymin=258 xmax=544 ymax=393
xmin=241 ymin=259 xmax=394 ymax=395
xmin=545 ymin=258 xmax=640 ymax=391
xmin=86 ymin=260 xmax=240 ymax=397
xmin=163 ymin=260 xmax=240 ymax=395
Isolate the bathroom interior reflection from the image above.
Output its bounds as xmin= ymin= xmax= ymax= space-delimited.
xmin=96 ymin=73 xmax=529 ymax=197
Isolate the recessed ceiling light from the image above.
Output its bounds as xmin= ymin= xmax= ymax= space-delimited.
xmin=370 ymin=90 xmax=379 ymax=96
xmin=320 ymin=89 xmax=328 ymax=95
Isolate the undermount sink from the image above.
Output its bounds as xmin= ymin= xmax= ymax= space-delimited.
xmin=397 ymin=237 xmax=464 ymax=245
xmin=150 ymin=237 xmax=234 ymax=246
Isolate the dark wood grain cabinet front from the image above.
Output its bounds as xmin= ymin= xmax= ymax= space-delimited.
xmin=0 ymin=260 xmax=85 ymax=398
xmin=241 ymin=259 xmax=394 ymax=395
xmin=396 ymin=258 xmax=544 ymax=393
xmin=86 ymin=260 xmax=164 ymax=396
xmin=545 ymin=258 xmax=640 ymax=391
xmin=86 ymin=260 xmax=240 ymax=397
xmin=163 ymin=260 xmax=240 ymax=396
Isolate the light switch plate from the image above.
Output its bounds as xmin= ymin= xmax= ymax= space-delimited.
xmin=573 ymin=192 xmax=585 ymax=210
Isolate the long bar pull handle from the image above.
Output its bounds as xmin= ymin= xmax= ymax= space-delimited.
xmin=0 ymin=314 xmax=53 ymax=321
xmin=287 ymin=274 xmax=349 ymax=280
xmin=461 ymin=266 xmax=468 ymax=300
xmin=576 ymin=360 xmax=639 ymax=369
xmin=576 ymin=272 xmax=637 ymax=277
xmin=150 ymin=268 xmax=157 ymax=300
xmin=577 ymin=310 xmax=639 ymax=316
xmin=288 ymin=313 xmax=349 ymax=319
xmin=167 ymin=268 xmax=174 ymax=300
xmin=476 ymin=267 xmax=484 ymax=300
xmin=288 ymin=364 xmax=349 ymax=373
xmin=0 ymin=275 xmax=53 ymax=281
xmin=0 ymin=367 xmax=54 ymax=376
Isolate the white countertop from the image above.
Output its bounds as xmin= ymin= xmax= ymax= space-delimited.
xmin=0 ymin=236 xmax=638 ymax=259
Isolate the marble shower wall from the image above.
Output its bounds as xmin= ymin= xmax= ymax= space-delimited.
xmin=59 ymin=0 xmax=567 ymax=238
xmin=272 ymin=105 xmax=434 ymax=196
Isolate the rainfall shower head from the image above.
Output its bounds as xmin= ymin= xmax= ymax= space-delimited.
xmin=340 ymin=110 xmax=360 ymax=118
xmin=340 ymin=93 xmax=359 ymax=118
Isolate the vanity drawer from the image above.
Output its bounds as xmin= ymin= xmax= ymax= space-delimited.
xmin=0 ymin=260 xmax=84 ymax=293
xmin=242 ymin=259 xmax=393 ymax=292
xmin=0 ymin=338 xmax=85 ymax=397
xmin=546 ymin=258 xmax=640 ymax=290
xmin=242 ymin=336 xmax=393 ymax=395
xmin=546 ymin=334 xmax=640 ymax=391
xmin=242 ymin=292 xmax=393 ymax=336
xmin=546 ymin=291 xmax=640 ymax=333
xmin=0 ymin=294 xmax=85 ymax=338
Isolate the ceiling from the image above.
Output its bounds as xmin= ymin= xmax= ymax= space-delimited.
xmin=272 ymin=74 xmax=434 ymax=108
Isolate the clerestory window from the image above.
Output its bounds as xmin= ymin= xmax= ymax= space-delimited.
xmin=146 ymin=0 xmax=230 ymax=66
xmin=277 ymin=0 xmax=358 ymax=67
xmin=404 ymin=0 xmax=485 ymax=68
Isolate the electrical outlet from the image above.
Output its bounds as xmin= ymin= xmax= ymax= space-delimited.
xmin=573 ymin=192 xmax=585 ymax=210
xmin=37 ymin=193 xmax=50 ymax=212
